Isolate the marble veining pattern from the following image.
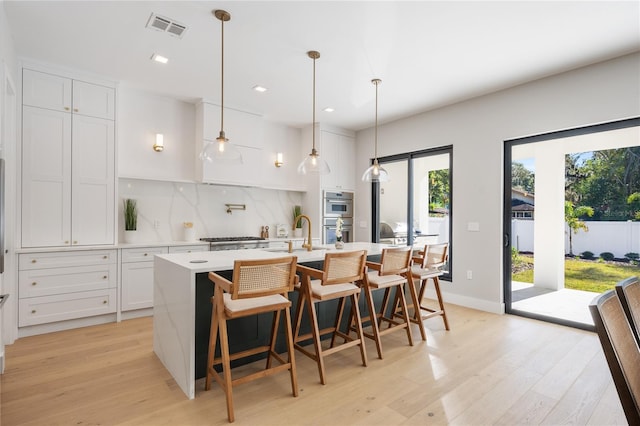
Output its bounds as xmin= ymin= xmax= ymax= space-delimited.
xmin=119 ymin=178 xmax=303 ymax=243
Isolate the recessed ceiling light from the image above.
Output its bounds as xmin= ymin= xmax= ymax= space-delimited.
xmin=323 ymin=107 xmax=334 ymax=112
xmin=151 ymin=54 xmax=169 ymax=64
xmin=253 ymin=85 xmax=268 ymax=93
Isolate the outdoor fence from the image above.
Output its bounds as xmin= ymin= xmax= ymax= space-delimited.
xmin=511 ymin=219 xmax=640 ymax=258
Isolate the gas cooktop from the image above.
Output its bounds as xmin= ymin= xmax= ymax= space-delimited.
xmin=200 ymin=236 xmax=265 ymax=243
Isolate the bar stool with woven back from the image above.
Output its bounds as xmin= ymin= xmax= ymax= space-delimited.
xmin=205 ymin=256 xmax=299 ymax=423
xmin=407 ymin=243 xmax=450 ymax=338
xmin=358 ymin=246 xmax=414 ymax=359
xmin=292 ymin=250 xmax=368 ymax=385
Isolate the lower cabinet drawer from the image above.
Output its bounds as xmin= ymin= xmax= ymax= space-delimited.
xmin=19 ymin=288 xmax=117 ymax=327
xmin=19 ymin=264 xmax=116 ymax=298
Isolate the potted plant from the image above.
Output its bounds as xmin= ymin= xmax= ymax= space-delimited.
xmin=293 ymin=205 xmax=303 ymax=238
xmin=123 ymin=199 xmax=138 ymax=243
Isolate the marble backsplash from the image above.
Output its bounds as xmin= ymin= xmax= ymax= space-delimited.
xmin=118 ymin=178 xmax=304 ymax=243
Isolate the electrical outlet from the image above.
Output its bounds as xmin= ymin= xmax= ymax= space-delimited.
xmin=466 ymin=270 xmax=473 ymax=280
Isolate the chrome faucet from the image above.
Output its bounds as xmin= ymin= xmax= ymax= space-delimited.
xmin=293 ymin=214 xmax=313 ymax=251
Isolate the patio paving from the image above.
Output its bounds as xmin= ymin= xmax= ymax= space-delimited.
xmin=511 ymin=281 xmax=597 ymax=326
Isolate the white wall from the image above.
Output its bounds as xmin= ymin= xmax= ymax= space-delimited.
xmin=354 ymin=52 xmax=640 ymax=313
xmin=118 ymin=87 xmax=196 ymax=182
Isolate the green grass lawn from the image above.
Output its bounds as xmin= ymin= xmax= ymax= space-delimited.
xmin=512 ymin=256 xmax=639 ymax=293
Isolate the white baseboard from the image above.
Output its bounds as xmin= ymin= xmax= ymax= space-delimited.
xmin=422 ymin=287 xmax=505 ymax=315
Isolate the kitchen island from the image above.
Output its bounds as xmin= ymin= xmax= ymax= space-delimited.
xmin=153 ymin=242 xmax=387 ymax=399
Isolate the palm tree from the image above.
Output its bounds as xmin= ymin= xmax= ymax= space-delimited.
xmin=565 ymin=201 xmax=594 ymax=256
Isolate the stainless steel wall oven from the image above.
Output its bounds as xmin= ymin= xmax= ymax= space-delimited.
xmin=323 ymin=191 xmax=353 ymax=244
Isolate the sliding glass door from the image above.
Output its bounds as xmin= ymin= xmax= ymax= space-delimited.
xmin=374 ymin=146 xmax=452 ymax=278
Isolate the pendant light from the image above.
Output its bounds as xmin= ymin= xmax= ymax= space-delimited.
xmin=297 ymin=51 xmax=330 ymax=175
xmin=362 ymin=78 xmax=389 ymax=182
xmin=199 ymin=9 xmax=242 ymax=164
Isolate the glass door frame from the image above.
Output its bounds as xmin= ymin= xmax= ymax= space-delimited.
xmin=371 ymin=145 xmax=453 ymax=280
xmin=503 ymin=117 xmax=639 ymax=330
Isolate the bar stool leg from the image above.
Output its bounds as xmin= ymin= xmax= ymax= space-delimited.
xmin=205 ymin=298 xmax=220 ymax=391
xmin=283 ymin=306 xmax=299 ymax=397
xmin=433 ymin=277 xmax=450 ymax=330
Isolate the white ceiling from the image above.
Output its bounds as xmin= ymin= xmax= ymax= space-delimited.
xmin=4 ymin=1 xmax=639 ymax=131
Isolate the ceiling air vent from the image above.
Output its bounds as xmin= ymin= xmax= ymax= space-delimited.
xmin=146 ymin=13 xmax=187 ymax=38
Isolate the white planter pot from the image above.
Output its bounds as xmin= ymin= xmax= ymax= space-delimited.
xmin=124 ymin=230 xmax=138 ymax=244
xmin=293 ymin=228 xmax=303 ymax=238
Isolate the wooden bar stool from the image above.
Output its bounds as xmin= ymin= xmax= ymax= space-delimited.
xmin=395 ymin=243 xmax=450 ymax=339
xmin=205 ymin=256 xmax=299 ymax=423
xmin=292 ymin=250 xmax=368 ymax=385
xmin=359 ymin=246 xmax=414 ymax=359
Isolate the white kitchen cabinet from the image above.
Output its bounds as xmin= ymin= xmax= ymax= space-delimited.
xmin=320 ymin=130 xmax=356 ymax=191
xmin=21 ymin=106 xmax=72 ymax=247
xmin=18 ymin=250 xmax=117 ymax=327
xmin=71 ymin=115 xmax=115 ymax=245
xmin=120 ymin=246 xmax=168 ymax=312
xmin=22 ymin=69 xmax=72 ymax=113
xmin=21 ymin=68 xmax=116 ymax=248
xmin=23 ymin=68 xmax=115 ymax=120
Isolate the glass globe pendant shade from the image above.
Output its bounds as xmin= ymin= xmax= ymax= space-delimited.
xmin=200 ymin=131 xmax=243 ymax=164
xmin=297 ymin=147 xmax=330 ymax=174
xmin=362 ymin=159 xmax=389 ymax=182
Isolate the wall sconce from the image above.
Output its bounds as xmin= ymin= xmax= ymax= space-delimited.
xmin=153 ymin=133 xmax=164 ymax=152
xmin=275 ymin=152 xmax=284 ymax=168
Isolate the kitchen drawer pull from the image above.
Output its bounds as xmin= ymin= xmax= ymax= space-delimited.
xmin=32 ymin=282 xmax=37 ymax=286
xmin=74 ymin=108 xmax=79 ymax=112
xmin=103 ymin=255 xmax=108 ymax=259
xmin=103 ymin=300 xmax=107 ymax=304
xmin=31 ymin=309 xmax=36 ymax=314
xmin=64 ymin=107 xmax=70 ymax=111
xmin=103 ymin=275 xmax=108 ymax=279
xmin=144 ymin=253 xmax=148 ymax=256
xmin=31 ymin=259 xmax=37 ymax=263
xmin=65 ymin=241 xmax=70 ymax=245
xmin=73 ymin=241 xmax=78 ymax=244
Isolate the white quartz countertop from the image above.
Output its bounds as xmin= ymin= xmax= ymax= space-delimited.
xmin=155 ymin=242 xmax=390 ymax=273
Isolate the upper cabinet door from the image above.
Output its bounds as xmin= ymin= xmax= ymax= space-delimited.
xmin=71 ymin=115 xmax=115 ymax=246
xmin=21 ymin=106 xmax=72 ymax=247
xmin=72 ymin=80 xmax=115 ymax=120
xmin=22 ymin=69 xmax=72 ymax=113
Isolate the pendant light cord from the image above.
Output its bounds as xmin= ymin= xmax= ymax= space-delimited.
xmin=312 ymin=54 xmax=316 ymax=151
xmin=220 ymin=14 xmax=225 ymax=134
xmin=374 ymin=80 xmax=378 ymax=159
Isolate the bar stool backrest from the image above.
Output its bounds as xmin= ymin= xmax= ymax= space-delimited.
xmin=590 ymin=290 xmax=640 ymax=423
xmin=323 ymin=250 xmax=367 ymax=285
xmin=420 ymin=243 xmax=449 ymax=269
xmin=379 ymin=246 xmax=413 ymax=276
xmin=231 ymin=256 xmax=298 ymax=299
xmin=616 ymin=276 xmax=640 ymax=347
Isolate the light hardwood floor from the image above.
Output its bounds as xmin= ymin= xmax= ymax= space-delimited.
xmin=0 ymin=304 xmax=627 ymax=425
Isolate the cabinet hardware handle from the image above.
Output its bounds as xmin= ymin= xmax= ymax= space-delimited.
xmin=32 ymin=282 xmax=37 ymax=286
xmin=64 ymin=107 xmax=70 ymax=111
xmin=65 ymin=241 xmax=70 ymax=245
xmin=103 ymin=300 xmax=107 ymax=304
xmin=74 ymin=108 xmax=79 ymax=112
xmin=31 ymin=309 xmax=36 ymax=314
xmin=103 ymin=275 xmax=107 ymax=279
xmin=103 ymin=255 xmax=108 ymax=259
xmin=144 ymin=253 xmax=148 ymax=256
xmin=73 ymin=241 xmax=78 ymax=244
xmin=31 ymin=259 xmax=37 ymax=263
